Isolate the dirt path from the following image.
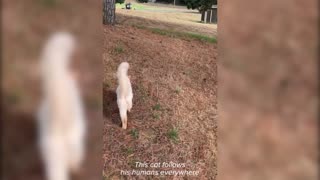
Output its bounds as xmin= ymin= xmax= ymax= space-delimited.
xmin=103 ymin=24 xmax=217 ymax=179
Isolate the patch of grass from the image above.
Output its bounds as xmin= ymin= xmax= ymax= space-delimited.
xmin=167 ymin=128 xmax=179 ymax=142
xmin=114 ymin=45 xmax=124 ymax=54
xmin=135 ymin=25 xmax=217 ymax=44
xmin=103 ymin=81 xmax=110 ymax=88
xmin=152 ymin=103 xmax=162 ymax=111
xmin=152 ymin=112 xmax=160 ymax=120
xmin=116 ymin=3 xmax=125 ymax=9
xmin=132 ymin=24 xmax=145 ymax=29
xmin=151 ymin=28 xmax=169 ymax=36
xmin=174 ymin=86 xmax=181 ymax=94
xmin=187 ymin=33 xmax=217 ymax=43
xmin=130 ymin=129 xmax=139 ymax=139
xmin=122 ymin=147 xmax=134 ymax=155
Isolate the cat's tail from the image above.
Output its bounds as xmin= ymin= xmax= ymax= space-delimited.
xmin=117 ymin=62 xmax=129 ymax=79
xmin=117 ymin=62 xmax=130 ymax=95
xmin=41 ymin=32 xmax=75 ymax=79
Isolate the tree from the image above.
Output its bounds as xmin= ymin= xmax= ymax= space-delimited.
xmin=103 ymin=0 xmax=116 ymax=25
xmin=183 ymin=0 xmax=217 ymax=12
xmin=155 ymin=0 xmax=174 ymax=3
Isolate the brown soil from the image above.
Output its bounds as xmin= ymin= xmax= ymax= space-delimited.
xmin=103 ymin=23 xmax=217 ymax=179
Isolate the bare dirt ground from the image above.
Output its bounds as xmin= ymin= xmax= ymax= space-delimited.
xmin=116 ymin=3 xmax=217 ymax=36
xmin=2 ymin=0 xmax=102 ymax=179
xmin=103 ymin=23 xmax=217 ymax=179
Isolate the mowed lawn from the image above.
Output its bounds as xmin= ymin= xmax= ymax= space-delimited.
xmin=115 ymin=2 xmax=217 ymax=36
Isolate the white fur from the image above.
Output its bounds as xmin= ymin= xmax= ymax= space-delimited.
xmin=38 ymin=32 xmax=86 ymax=180
xmin=116 ymin=62 xmax=133 ymax=129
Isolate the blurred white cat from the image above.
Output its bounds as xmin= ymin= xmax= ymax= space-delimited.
xmin=116 ymin=62 xmax=133 ymax=129
xmin=37 ymin=32 xmax=86 ymax=180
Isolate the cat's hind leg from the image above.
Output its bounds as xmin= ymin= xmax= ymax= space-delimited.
xmin=118 ymin=99 xmax=128 ymax=129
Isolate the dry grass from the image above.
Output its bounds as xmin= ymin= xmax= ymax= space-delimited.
xmin=116 ymin=4 xmax=217 ymax=37
xmin=103 ymin=23 xmax=217 ymax=179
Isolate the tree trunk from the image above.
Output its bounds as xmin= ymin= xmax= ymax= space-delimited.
xmin=103 ymin=0 xmax=116 ymax=25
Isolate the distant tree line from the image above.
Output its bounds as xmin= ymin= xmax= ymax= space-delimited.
xmin=183 ymin=0 xmax=217 ymax=12
xmin=116 ymin=0 xmax=125 ymax=4
xmin=155 ymin=0 xmax=174 ymax=3
xmin=155 ymin=0 xmax=217 ymax=12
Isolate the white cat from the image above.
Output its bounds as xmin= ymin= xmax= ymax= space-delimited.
xmin=116 ymin=62 xmax=133 ymax=129
xmin=37 ymin=32 xmax=86 ymax=180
